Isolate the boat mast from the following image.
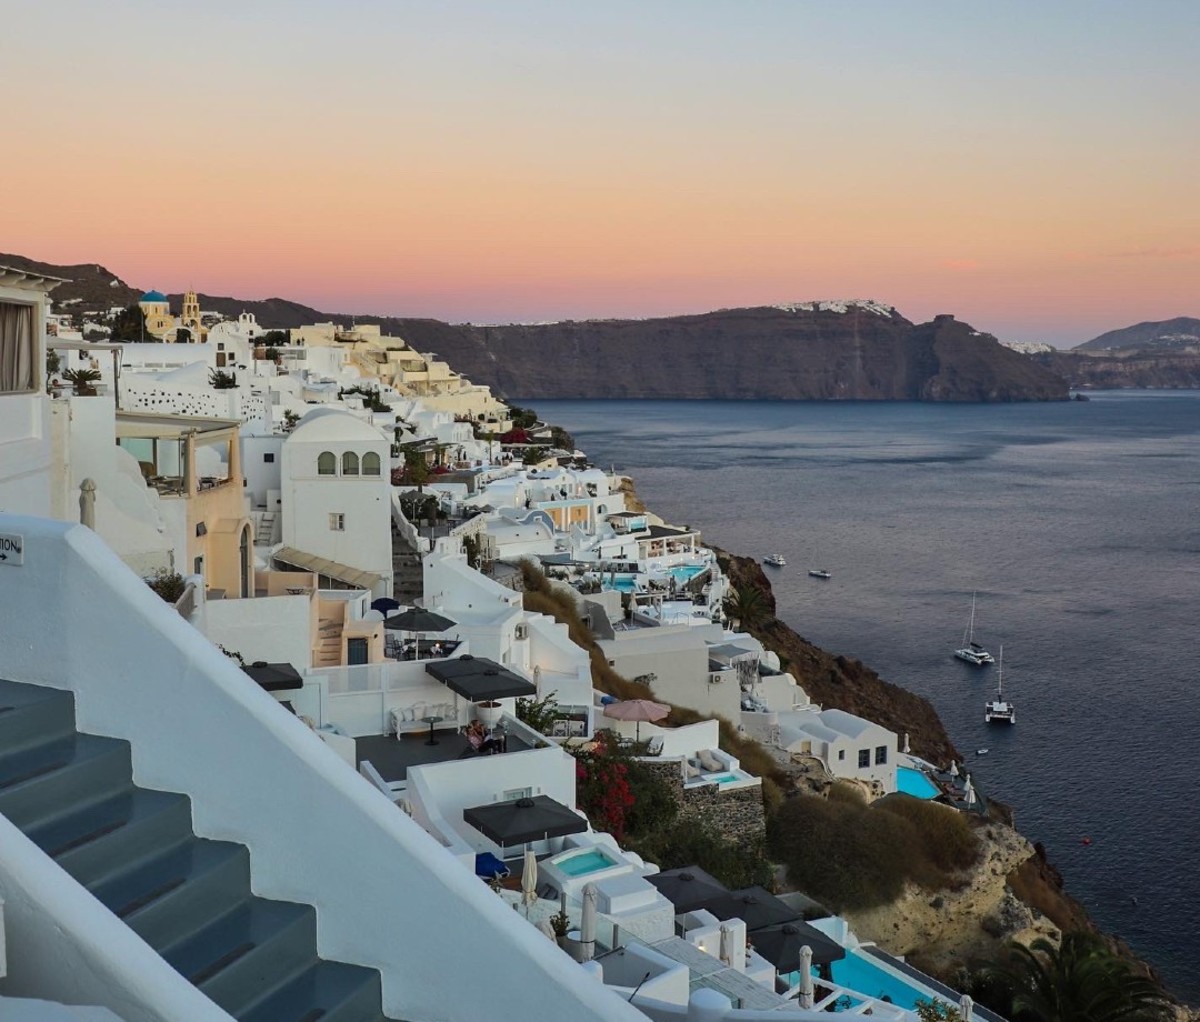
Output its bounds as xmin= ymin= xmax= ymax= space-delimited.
xmin=996 ymin=645 xmax=1004 ymax=700
xmin=964 ymin=592 xmax=977 ymax=646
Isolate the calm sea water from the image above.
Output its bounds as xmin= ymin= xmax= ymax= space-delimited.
xmin=529 ymin=393 xmax=1200 ymax=1000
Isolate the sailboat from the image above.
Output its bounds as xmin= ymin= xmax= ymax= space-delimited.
xmin=954 ymin=592 xmax=995 ymax=665
xmin=985 ymin=646 xmax=1016 ymax=724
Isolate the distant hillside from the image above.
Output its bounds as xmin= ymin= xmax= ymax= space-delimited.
xmin=373 ymin=306 xmax=1069 ymax=402
xmin=1035 ymin=350 xmax=1200 ymax=390
xmin=5 ymin=253 xmax=1068 ymax=402
xmin=1075 ymin=317 xmax=1200 ymax=353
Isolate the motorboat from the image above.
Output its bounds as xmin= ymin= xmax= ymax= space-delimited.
xmin=808 ymin=569 xmax=832 ymax=579
xmin=763 ymin=554 xmax=787 ymax=567
xmin=954 ymin=592 xmax=995 ymax=665
xmin=985 ymin=646 xmax=1016 ymax=724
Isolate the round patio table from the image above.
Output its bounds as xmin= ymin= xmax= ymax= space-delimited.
xmin=421 ymin=715 xmax=444 ymax=746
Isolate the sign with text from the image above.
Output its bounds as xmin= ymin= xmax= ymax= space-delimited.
xmin=0 ymin=533 xmax=24 ymax=566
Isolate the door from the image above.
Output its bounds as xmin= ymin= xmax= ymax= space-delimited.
xmin=347 ymin=637 xmax=369 ymax=666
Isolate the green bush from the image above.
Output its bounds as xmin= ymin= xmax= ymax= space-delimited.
xmin=768 ymin=790 xmax=974 ymax=912
xmin=146 ymin=568 xmax=187 ymax=604
xmin=629 ymin=819 xmax=773 ymax=891
xmin=875 ymin=794 xmax=980 ymax=872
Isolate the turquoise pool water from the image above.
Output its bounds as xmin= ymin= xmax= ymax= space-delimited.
xmin=608 ymin=577 xmax=639 ymax=592
xmin=668 ymin=564 xmax=706 ymax=583
xmin=558 ymin=850 xmax=616 ymax=877
xmin=708 ymin=773 xmax=741 ymax=785
xmin=827 ymin=949 xmax=930 ymax=1009
xmin=896 ymin=766 xmax=940 ymax=800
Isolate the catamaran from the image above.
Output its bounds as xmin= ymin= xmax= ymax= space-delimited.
xmin=985 ymin=646 xmax=1016 ymax=724
xmin=763 ymin=554 xmax=787 ymax=567
xmin=954 ymin=592 xmax=995 ymax=665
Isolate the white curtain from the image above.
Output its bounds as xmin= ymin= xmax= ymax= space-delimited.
xmin=0 ymin=302 xmax=35 ymax=392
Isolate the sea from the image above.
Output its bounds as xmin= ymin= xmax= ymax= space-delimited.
xmin=527 ymin=392 xmax=1200 ymax=1001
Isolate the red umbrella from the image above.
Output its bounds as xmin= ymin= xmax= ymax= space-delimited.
xmin=602 ymin=698 xmax=670 ymax=740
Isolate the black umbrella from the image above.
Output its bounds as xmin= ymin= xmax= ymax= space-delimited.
xmin=371 ymin=597 xmax=401 ymax=614
xmin=748 ymin=920 xmax=845 ymax=971
xmin=463 ymin=795 xmax=587 ymax=847
xmin=383 ymin=608 xmax=457 ymax=632
xmin=701 ymin=886 xmax=799 ymax=931
xmin=425 ymin=659 xmax=536 ymax=701
xmin=646 ymin=867 xmax=730 ymax=912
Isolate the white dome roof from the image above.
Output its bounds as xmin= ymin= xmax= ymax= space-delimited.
xmin=288 ymin=406 xmax=386 ymax=444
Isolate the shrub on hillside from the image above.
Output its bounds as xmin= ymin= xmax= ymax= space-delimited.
xmin=875 ymin=794 xmax=980 ymax=872
xmin=629 ymin=819 xmax=773 ymax=892
xmin=768 ymin=789 xmax=977 ymax=911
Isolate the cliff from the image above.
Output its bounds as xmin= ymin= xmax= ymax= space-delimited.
xmin=1075 ymin=317 xmax=1200 ymax=353
xmin=384 ymin=305 xmax=1069 ymax=403
xmin=1036 ymin=350 xmax=1200 ymax=390
xmin=10 ymin=250 xmax=1068 ymax=404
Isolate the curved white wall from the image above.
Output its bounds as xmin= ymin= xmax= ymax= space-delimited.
xmin=0 ymin=514 xmax=644 ymax=1022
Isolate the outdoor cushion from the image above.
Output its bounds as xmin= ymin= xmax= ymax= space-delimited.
xmin=699 ymin=751 xmax=722 ymax=772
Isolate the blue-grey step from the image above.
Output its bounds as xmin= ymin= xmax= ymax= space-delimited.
xmin=0 ymin=733 xmax=131 ymax=830
xmin=0 ymin=680 xmax=75 ymax=754
xmin=238 ymin=959 xmax=384 ymax=1022
xmin=96 ymin=837 xmax=250 ymax=951
xmin=168 ymin=898 xmax=316 ymax=1014
xmin=41 ymin=787 xmax=194 ymax=885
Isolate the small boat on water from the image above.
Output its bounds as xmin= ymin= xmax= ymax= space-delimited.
xmin=954 ymin=592 xmax=995 ymax=665
xmin=763 ymin=554 xmax=787 ymax=567
xmin=985 ymin=646 xmax=1016 ymax=724
xmin=975 ymin=748 xmax=989 ymax=756
xmin=808 ymin=569 xmax=832 ymax=579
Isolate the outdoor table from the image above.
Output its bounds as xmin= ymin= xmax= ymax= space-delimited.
xmin=421 ymin=715 xmax=444 ymax=746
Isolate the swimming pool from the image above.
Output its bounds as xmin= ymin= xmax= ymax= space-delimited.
xmin=708 ymin=773 xmax=740 ymax=784
xmin=896 ymin=766 xmax=940 ymax=800
xmin=826 ymin=948 xmax=932 ymax=1009
xmin=557 ymin=849 xmax=618 ymax=877
xmin=668 ymin=564 xmax=707 ymax=583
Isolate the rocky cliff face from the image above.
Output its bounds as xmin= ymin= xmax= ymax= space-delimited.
xmin=386 ymin=304 xmax=1069 ymax=403
xmin=1037 ymin=350 xmax=1200 ymax=390
xmin=1075 ymin=316 xmax=1200 ymax=353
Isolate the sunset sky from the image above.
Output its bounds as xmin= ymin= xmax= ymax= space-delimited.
xmin=5 ymin=1 xmax=1197 ymax=346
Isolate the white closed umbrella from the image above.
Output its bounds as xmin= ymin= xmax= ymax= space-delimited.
xmin=521 ymin=847 xmax=539 ymax=916
xmin=719 ymin=924 xmax=732 ymax=966
xmin=965 ymin=774 xmax=976 ymax=807
xmin=580 ymin=883 xmax=598 ymax=962
xmin=798 ymin=945 xmax=815 ymax=1009
xmin=960 ymin=995 xmax=974 ymax=1021
xmin=949 ymin=760 xmax=959 ymax=778
xmin=902 ymin=732 xmax=911 ymax=754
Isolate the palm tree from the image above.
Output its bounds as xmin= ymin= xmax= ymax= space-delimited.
xmin=724 ymin=584 xmax=771 ymax=630
xmin=990 ymin=933 xmax=1170 ymax=1022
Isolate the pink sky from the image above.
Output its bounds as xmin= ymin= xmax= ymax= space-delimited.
xmin=5 ymin=2 xmax=1197 ymax=346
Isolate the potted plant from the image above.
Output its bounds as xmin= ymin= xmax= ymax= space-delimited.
xmin=476 ymin=700 xmax=503 ymax=728
xmin=549 ymin=908 xmax=572 ymax=947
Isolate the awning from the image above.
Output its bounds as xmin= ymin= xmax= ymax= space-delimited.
xmin=463 ymin=795 xmax=587 ymax=846
xmin=241 ymin=662 xmax=303 ymax=692
xmin=425 ymin=657 xmax=536 ymax=702
xmin=273 ymin=546 xmax=386 ymax=591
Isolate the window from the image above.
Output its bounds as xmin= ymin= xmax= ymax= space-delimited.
xmin=0 ymin=301 xmax=36 ymax=393
xmin=858 ymin=749 xmax=870 ymax=769
xmin=838 ymin=749 xmax=846 ymax=761
xmin=503 ymin=787 xmax=533 ymax=801
xmin=317 ymin=451 xmax=336 ymax=475
xmin=329 ymin=513 xmax=345 ymax=531
xmin=342 ymin=451 xmax=360 ymax=475
xmin=875 ymin=745 xmax=888 ymax=765
xmin=263 ymin=452 xmax=275 ymax=463
xmin=362 ymin=451 xmax=381 ymax=476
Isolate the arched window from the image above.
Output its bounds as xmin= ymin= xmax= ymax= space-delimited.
xmin=362 ymin=451 xmax=381 ymax=476
xmin=342 ymin=451 xmax=360 ymax=476
xmin=317 ymin=451 xmax=336 ymax=476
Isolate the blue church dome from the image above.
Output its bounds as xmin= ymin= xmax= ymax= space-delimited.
xmin=140 ymin=290 xmax=167 ymax=303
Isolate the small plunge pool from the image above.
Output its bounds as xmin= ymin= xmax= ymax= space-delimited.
xmin=896 ymin=766 xmax=940 ymax=800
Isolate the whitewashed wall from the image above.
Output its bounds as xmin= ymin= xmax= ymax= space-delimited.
xmin=0 ymin=514 xmax=644 ymax=1022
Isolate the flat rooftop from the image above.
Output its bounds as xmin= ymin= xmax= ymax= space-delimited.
xmin=356 ymin=730 xmax=535 ymax=782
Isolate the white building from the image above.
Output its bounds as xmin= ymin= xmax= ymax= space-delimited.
xmin=279 ymin=407 xmax=393 ymax=596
